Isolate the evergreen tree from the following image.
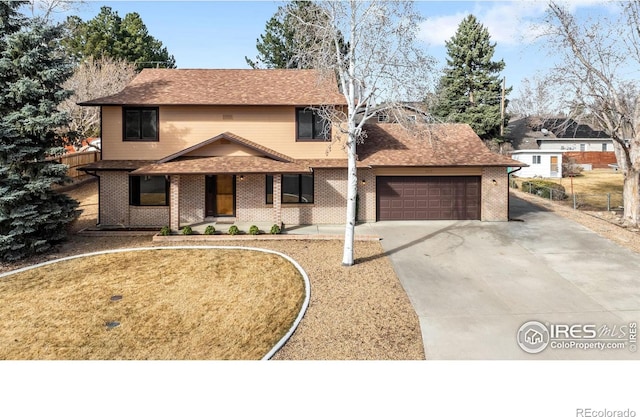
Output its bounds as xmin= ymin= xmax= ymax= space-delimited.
xmin=431 ymin=14 xmax=509 ymax=141
xmin=63 ymin=6 xmax=176 ymax=69
xmin=246 ymin=1 xmax=332 ymax=69
xmin=0 ymin=7 xmax=79 ymax=261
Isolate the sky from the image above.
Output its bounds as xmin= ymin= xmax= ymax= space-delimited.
xmin=43 ymin=0 xmax=621 ymax=97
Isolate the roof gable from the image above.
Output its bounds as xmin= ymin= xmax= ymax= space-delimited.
xmin=158 ymin=132 xmax=294 ymax=163
xmin=80 ymin=69 xmax=346 ymax=106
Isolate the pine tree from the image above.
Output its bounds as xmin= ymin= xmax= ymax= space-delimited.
xmin=0 ymin=8 xmax=79 ymax=261
xmin=431 ymin=14 xmax=510 ymax=141
xmin=246 ymin=0 xmax=333 ymax=69
xmin=63 ymin=6 xmax=176 ymax=69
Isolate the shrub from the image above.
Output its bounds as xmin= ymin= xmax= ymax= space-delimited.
xmin=522 ymin=179 xmax=567 ymax=200
xmin=181 ymin=225 xmax=193 ymax=235
xmin=562 ymin=157 xmax=584 ymax=177
xmin=204 ymin=225 xmax=215 ymax=235
xmin=270 ymin=224 xmax=281 ymax=234
xmin=159 ymin=226 xmax=171 ymax=236
xmin=249 ymin=225 xmax=260 ymax=235
xmin=228 ymin=225 xmax=240 ymax=235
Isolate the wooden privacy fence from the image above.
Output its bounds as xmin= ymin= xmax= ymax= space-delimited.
xmin=564 ymin=151 xmax=617 ymax=168
xmin=49 ymin=151 xmax=100 ymax=179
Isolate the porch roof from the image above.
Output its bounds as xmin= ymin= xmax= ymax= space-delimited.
xmin=130 ymin=156 xmax=310 ymax=175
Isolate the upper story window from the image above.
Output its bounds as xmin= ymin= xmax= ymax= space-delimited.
xmin=124 ymin=107 xmax=159 ymax=141
xmin=532 ymin=155 xmax=541 ymax=164
xmin=296 ymin=108 xmax=329 ymax=141
xmin=602 ymin=143 xmax=607 ymax=151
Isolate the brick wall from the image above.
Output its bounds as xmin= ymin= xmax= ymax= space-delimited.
xmin=130 ymin=206 xmax=169 ymax=226
xmin=236 ymin=170 xmax=354 ymax=225
xmin=236 ymin=175 xmax=273 ymax=223
xmin=179 ymin=175 xmax=205 ymax=224
xmin=99 ymin=171 xmax=169 ymax=228
xmin=98 ymin=171 xmax=130 ymax=226
xmin=481 ymin=167 xmax=509 ymax=221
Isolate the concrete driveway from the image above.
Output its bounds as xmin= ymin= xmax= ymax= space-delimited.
xmin=370 ymin=195 xmax=640 ymax=359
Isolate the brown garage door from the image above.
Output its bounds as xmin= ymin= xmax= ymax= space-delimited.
xmin=376 ymin=176 xmax=481 ymax=220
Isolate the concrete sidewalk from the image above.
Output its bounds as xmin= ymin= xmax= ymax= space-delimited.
xmin=371 ymin=196 xmax=640 ymax=359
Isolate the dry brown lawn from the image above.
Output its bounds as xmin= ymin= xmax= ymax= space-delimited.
xmin=515 ymin=168 xmax=624 ymax=210
xmin=0 ymin=249 xmax=305 ymax=360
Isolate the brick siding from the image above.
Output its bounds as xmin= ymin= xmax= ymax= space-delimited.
xmin=481 ymin=167 xmax=509 ymax=221
xmin=96 ymin=166 xmax=509 ymax=228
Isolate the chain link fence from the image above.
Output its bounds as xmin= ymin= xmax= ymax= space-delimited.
xmin=512 ymin=180 xmax=623 ymax=212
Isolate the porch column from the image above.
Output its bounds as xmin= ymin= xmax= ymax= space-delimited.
xmin=170 ymin=175 xmax=180 ymax=231
xmin=273 ymin=174 xmax=282 ymax=226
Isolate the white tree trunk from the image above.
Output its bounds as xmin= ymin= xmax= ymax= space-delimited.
xmin=341 ymin=135 xmax=358 ymax=266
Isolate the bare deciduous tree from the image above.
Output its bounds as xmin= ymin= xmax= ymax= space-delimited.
xmin=509 ymin=74 xmax=564 ymax=119
xmin=27 ymin=0 xmax=82 ymax=21
xmin=60 ymin=56 xmax=137 ymax=145
xmin=543 ymin=1 xmax=640 ymax=226
xmin=288 ymin=0 xmax=434 ymax=265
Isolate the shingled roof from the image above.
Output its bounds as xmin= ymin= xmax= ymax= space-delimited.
xmin=80 ymin=69 xmax=346 ymax=106
xmin=358 ymin=123 xmax=526 ymax=167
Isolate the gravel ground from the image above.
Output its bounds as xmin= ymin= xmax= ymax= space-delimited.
xmin=1 ymin=180 xmax=425 ymax=360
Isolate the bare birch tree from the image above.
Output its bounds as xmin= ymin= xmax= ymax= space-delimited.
xmin=59 ymin=56 xmax=137 ymax=143
xmin=288 ymin=0 xmax=434 ymax=266
xmin=543 ymin=1 xmax=640 ymax=226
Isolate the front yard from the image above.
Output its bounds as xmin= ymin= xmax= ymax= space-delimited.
xmin=0 ymin=179 xmax=425 ymax=360
xmin=1 ymin=248 xmax=305 ymax=360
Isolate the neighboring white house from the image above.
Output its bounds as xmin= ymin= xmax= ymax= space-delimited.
xmin=509 ymin=150 xmax=563 ymax=178
xmin=538 ymin=137 xmax=613 ymax=152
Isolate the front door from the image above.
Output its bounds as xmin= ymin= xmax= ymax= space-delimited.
xmin=205 ymin=175 xmax=235 ymax=217
xmin=550 ymin=156 xmax=559 ymax=177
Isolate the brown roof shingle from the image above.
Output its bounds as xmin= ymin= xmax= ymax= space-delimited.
xmin=80 ymin=69 xmax=346 ymax=106
xmin=358 ymin=123 xmax=526 ymax=167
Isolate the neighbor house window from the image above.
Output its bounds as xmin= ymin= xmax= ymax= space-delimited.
xmin=580 ymin=143 xmax=586 ymax=151
xmin=602 ymin=143 xmax=607 ymax=151
xmin=129 ymin=175 xmax=169 ymax=206
xmin=266 ymin=174 xmax=314 ymax=204
xmin=532 ymin=155 xmax=541 ymax=164
xmin=377 ymin=114 xmax=389 ymax=123
xmin=124 ymin=107 xmax=158 ymax=141
xmin=296 ymin=108 xmax=329 ymax=141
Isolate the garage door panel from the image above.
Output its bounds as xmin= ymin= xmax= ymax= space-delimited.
xmin=377 ymin=176 xmax=481 ymax=220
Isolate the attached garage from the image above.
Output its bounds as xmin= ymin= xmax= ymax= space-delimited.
xmin=376 ymin=176 xmax=481 ymax=220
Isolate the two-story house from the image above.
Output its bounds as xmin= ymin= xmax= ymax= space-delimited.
xmin=79 ymin=69 xmax=524 ymax=231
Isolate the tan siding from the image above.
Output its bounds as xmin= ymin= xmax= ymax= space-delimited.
xmin=101 ymin=105 xmax=347 ymax=161
xmin=186 ymin=142 xmax=260 ymax=157
xmin=373 ymin=167 xmax=483 ymax=176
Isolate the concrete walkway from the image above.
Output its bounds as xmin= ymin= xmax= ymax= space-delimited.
xmin=370 ymin=195 xmax=640 ymax=359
